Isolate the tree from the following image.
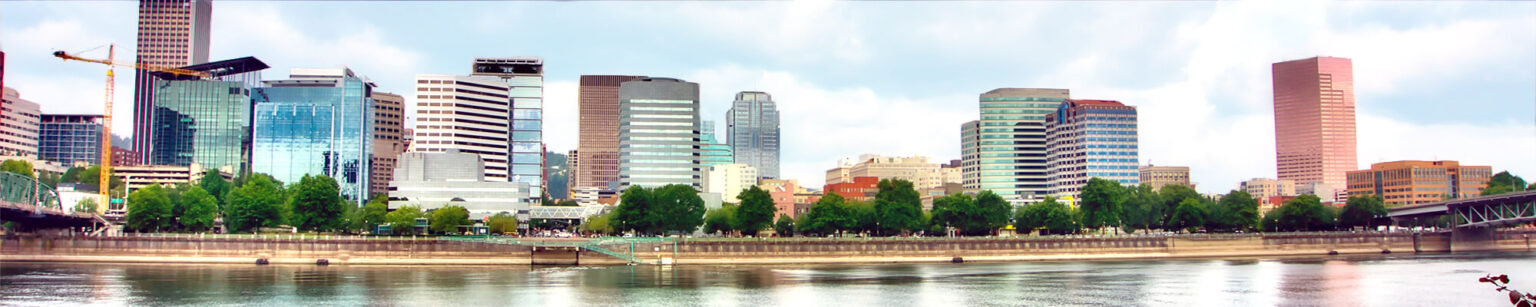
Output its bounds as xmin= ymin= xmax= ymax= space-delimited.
xmin=74 ymin=198 xmax=99 ymax=213
xmin=178 ymin=186 xmax=218 ymax=232
xmin=1210 ymin=190 xmax=1260 ymax=232
xmin=613 ymin=186 xmax=656 ymax=234
xmin=429 ymin=205 xmax=471 ymax=234
xmin=931 ymin=191 xmax=1011 ymax=236
xmin=1158 ymin=185 xmax=1201 ymax=227
xmin=288 ymin=175 xmax=346 ymax=232
xmin=125 ymin=184 xmax=174 ymax=232
xmin=1167 ymin=198 xmax=1206 ymax=233
xmin=60 ymin=167 xmax=84 ymax=183
xmin=735 ymin=185 xmax=777 ymax=236
xmin=1079 ymin=177 xmax=1126 ymax=232
xmin=1 ymin=159 xmax=34 ymax=178
xmin=1338 ymin=195 xmax=1387 ymax=230
xmin=612 ymin=184 xmax=706 ymax=235
xmin=1483 ymin=171 xmax=1528 ymax=196
xmin=799 ymin=193 xmax=851 ymax=236
xmin=1119 ymin=184 xmax=1163 ymax=233
xmin=199 ymin=169 xmax=232 ymax=210
xmin=487 ymin=213 xmax=518 ymax=235
xmin=77 ymin=166 xmax=124 ymax=192
xmin=225 ymin=174 xmax=287 ymax=233
xmin=702 ymin=204 xmax=738 ymax=235
xmin=1269 ymin=194 xmax=1337 ymax=232
xmin=580 ymin=211 xmax=616 ymax=235
xmin=385 ymin=205 xmax=426 ymax=235
xmin=350 ymin=195 xmax=389 ymax=233
xmin=773 ymin=214 xmax=795 ymax=237
xmin=849 ymin=200 xmax=879 ymax=234
xmin=1014 ymin=196 xmax=1078 ymax=235
xmin=873 ymin=179 xmax=923 ymax=235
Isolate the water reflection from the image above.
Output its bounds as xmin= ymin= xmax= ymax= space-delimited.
xmin=1 ymin=252 xmax=1532 ymax=306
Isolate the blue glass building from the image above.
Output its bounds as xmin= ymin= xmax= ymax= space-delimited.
xmin=147 ymin=57 xmax=268 ymax=174
xmin=700 ymin=120 xmax=733 ymax=168
xmin=251 ymin=68 xmax=374 ymax=205
xmin=1045 ymin=99 xmax=1140 ymax=198
xmin=39 ymin=114 xmax=103 ymax=166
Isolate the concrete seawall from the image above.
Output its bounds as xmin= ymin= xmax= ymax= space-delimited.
xmin=3 ymin=231 xmax=1532 ymax=266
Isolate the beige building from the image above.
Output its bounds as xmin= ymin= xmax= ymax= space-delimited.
xmin=369 ymin=92 xmax=406 ymax=199
xmin=1138 ymin=165 xmax=1192 ymax=191
xmin=1 ymin=87 xmax=41 ymax=157
xmin=1241 ymin=178 xmax=1297 ymax=212
xmin=114 ymin=163 xmax=231 ymax=193
xmin=827 ymin=154 xmax=956 ymax=190
xmin=704 ymin=163 xmax=759 ymax=203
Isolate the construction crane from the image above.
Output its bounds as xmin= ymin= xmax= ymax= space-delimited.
xmin=52 ymin=45 xmax=209 ymax=207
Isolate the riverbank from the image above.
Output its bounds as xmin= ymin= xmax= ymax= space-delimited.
xmin=3 ymin=231 xmax=1532 ymax=265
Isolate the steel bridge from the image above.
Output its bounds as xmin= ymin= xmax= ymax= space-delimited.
xmin=1387 ymin=190 xmax=1536 ymax=228
xmin=0 ymin=171 xmax=103 ymax=231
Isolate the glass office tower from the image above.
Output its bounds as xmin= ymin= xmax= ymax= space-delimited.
xmin=251 ymin=68 xmax=374 ymax=205
xmin=149 ymin=80 xmax=252 ymax=174
xmin=39 ymin=114 xmax=104 ymax=166
xmin=472 ymin=57 xmax=545 ymax=203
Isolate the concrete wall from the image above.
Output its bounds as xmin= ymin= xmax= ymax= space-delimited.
xmin=1 ymin=235 xmax=532 ymax=265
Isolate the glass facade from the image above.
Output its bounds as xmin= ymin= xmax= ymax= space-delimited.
xmin=507 ymin=75 xmax=543 ymax=200
xmin=726 ymin=91 xmax=780 ymax=179
xmin=963 ymin=88 xmax=1068 ymax=205
xmin=618 ymin=78 xmax=701 ymax=189
xmin=149 ymin=80 xmax=251 ymax=173
xmin=39 ymin=115 xmax=103 ymax=166
xmin=251 ymin=75 xmax=373 ymax=206
xmin=700 ymin=120 xmax=733 ymax=168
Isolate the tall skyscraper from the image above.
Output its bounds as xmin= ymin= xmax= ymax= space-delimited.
xmin=251 ymin=68 xmax=374 ymax=205
xmin=726 ymin=91 xmax=780 ymax=180
xmin=962 ymin=88 xmax=1069 ymax=204
xmin=1045 ymin=99 xmax=1140 ymax=197
xmin=369 ymin=92 xmax=405 ymax=198
xmin=411 ymin=74 xmax=511 ymax=181
xmin=0 ymin=87 xmax=40 ymax=157
xmin=1273 ymin=56 xmax=1357 ymax=196
xmin=471 ymin=57 xmax=545 ymax=202
xmin=575 ymin=75 xmax=645 ymax=191
xmin=147 ymin=57 xmax=267 ymax=174
xmin=39 ymin=114 xmax=104 ymax=166
xmin=617 ymin=77 xmax=701 ymax=189
xmin=132 ymin=0 xmax=212 ymax=162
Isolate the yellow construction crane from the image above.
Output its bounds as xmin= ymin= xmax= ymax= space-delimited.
xmin=52 ymin=45 xmax=209 ymax=206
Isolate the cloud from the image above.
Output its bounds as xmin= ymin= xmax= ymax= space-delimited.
xmin=210 ymin=4 xmax=424 ymax=93
xmin=542 ymin=81 xmax=579 ymax=154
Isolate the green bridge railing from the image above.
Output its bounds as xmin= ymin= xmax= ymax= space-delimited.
xmin=0 ymin=171 xmax=63 ymax=215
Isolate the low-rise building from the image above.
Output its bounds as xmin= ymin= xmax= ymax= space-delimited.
xmin=1241 ymin=178 xmax=1297 ymax=213
xmin=1138 ymin=165 xmax=1192 ymax=191
xmin=825 ymin=176 xmax=879 ymax=202
xmin=758 ymin=179 xmax=801 ymax=218
xmin=704 ymin=163 xmax=757 ymax=203
xmin=388 ymin=150 xmax=532 ymax=219
xmin=114 ymin=162 xmax=230 ymax=193
xmin=1345 ymin=160 xmax=1492 ymax=206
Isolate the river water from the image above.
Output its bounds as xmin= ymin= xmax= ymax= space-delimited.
xmin=1 ymin=252 xmax=1532 ymax=306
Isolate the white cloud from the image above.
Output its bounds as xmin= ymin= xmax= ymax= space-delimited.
xmin=1357 ymin=115 xmax=1536 ymax=175
xmin=542 ymin=81 xmax=579 ymax=154
xmin=210 ymin=4 xmax=423 ymax=92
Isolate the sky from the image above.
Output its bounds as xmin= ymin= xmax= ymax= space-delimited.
xmin=2 ymin=1 xmax=1533 ymax=193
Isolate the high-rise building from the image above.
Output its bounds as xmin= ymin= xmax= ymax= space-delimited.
xmin=704 ymin=163 xmax=757 ymax=203
xmin=39 ymin=114 xmax=104 ymax=166
xmin=1045 ymin=99 xmax=1140 ymax=197
xmin=566 ymin=149 xmax=579 ymax=197
xmin=0 ymin=87 xmax=41 ymax=157
xmin=1273 ymin=56 xmax=1358 ymax=194
xmin=963 ymin=88 xmax=1069 ymax=204
xmin=726 ymin=91 xmax=780 ymax=180
xmin=411 ymin=74 xmax=511 ymax=181
xmin=471 ymin=57 xmax=545 ymax=202
xmin=251 ymin=68 xmax=375 ymax=205
xmin=700 ymin=120 xmax=733 ymax=168
xmin=618 ymin=77 xmax=701 ymax=189
xmin=147 ymin=57 xmax=268 ymax=174
xmin=369 ymin=92 xmax=405 ymax=198
xmin=1138 ymin=165 xmax=1192 ymax=191
xmin=575 ymin=75 xmax=646 ymax=192
xmin=1346 ymin=160 xmax=1492 ymax=206
xmin=132 ymin=0 xmax=212 ymax=162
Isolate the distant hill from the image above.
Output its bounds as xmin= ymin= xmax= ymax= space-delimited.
xmin=545 ymin=151 xmax=568 ymax=199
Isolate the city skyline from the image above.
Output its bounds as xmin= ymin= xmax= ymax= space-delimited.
xmin=3 ymin=1 xmax=1533 ymax=193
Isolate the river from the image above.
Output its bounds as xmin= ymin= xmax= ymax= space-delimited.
xmin=2 ymin=252 xmax=1532 ymax=306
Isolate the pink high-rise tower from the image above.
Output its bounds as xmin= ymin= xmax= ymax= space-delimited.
xmin=1272 ymin=56 xmax=1358 ymax=195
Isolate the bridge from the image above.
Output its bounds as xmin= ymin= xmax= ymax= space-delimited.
xmin=443 ymin=236 xmax=674 ymax=265
xmin=0 ymin=171 xmax=104 ymax=232
xmin=1387 ymin=190 xmax=1536 ymax=228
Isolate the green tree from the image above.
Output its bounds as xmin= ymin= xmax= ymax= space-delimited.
xmin=1158 ymin=185 xmax=1201 ymax=227
xmin=931 ymin=191 xmax=1011 ymax=236
xmin=125 ymin=184 xmax=174 ymax=232
xmin=1210 ymin=190 xmax=1260 ymax=232
xmin=849 ymin=200 xmax=879 ymax=234
xmin=613 ymin=186 xmax=656 ymax=234
xmin=873 ymin=179 xmax=923 ymax=235
xmin=579 ymin=211 xmax=615 ymax=235
xmin=199 ymin=169 xmax=231 ymax=210
xmin=225 ymin=174 xmax=287 ymax=233
xmin=39 ymin=172 xmax=60 ymax=187
xmin=734 ymin=185 xmax=777 ymax=236
xmin=1 ymin=160 xmax=34 ymax=178
xmin=60 ymin=167 xmax=85 ymax=183
xmin=1167 ymin=198 xmax=1206 ymax=233
xmin=77 ymin=166 xmax=124 ymax=193
xmin=428 ymin=205 xmax=471 ymax=234
xmin=287 ymin=175 xmax=346 ymax=232
xmin=1269 ymin=194 xmax=1337 ymax=232
xmin=702 ymin=204 xmax=738 ymax=235
xmin=800 ymin=193 xmax=853 ymax=236
xmin=1338 ymin=195 xmax=1387 ymax=230
xmin=1079 ymin=177 xmax=1126 ymax=232
xmin=486 ymin=213 xmax=518 ymax=234
xmin=74 ymin=197 xmax=100 ymax=213
xmin=385 ymin=205 xmax=426 ymax=235
xmin=1119 ymin=184 xmax=1163 ymax=233
xmin=773 ymin=214 xmax=795 ymax=237
xmin=178 ymin=186 xmax=218 ymax=232
xmin=351 ymin=195 xmax=389 ymax=233
xmin=1014 ymin=197 xmax=1078 ymax=235
xmin=612 ymin=184 xmax=706 ymax=235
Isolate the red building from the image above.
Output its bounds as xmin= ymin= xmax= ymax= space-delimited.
xmin=111 ymin=147 xmax=141 ymax=166
xmin=825 ymin=176 xmax=879 ymax=202
xmin=1272 ymin=56 xmax=1357 ymax=201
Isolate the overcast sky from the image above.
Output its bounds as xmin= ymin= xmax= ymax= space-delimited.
xmin=3 ymin=1 xmax=1533 ymax=193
